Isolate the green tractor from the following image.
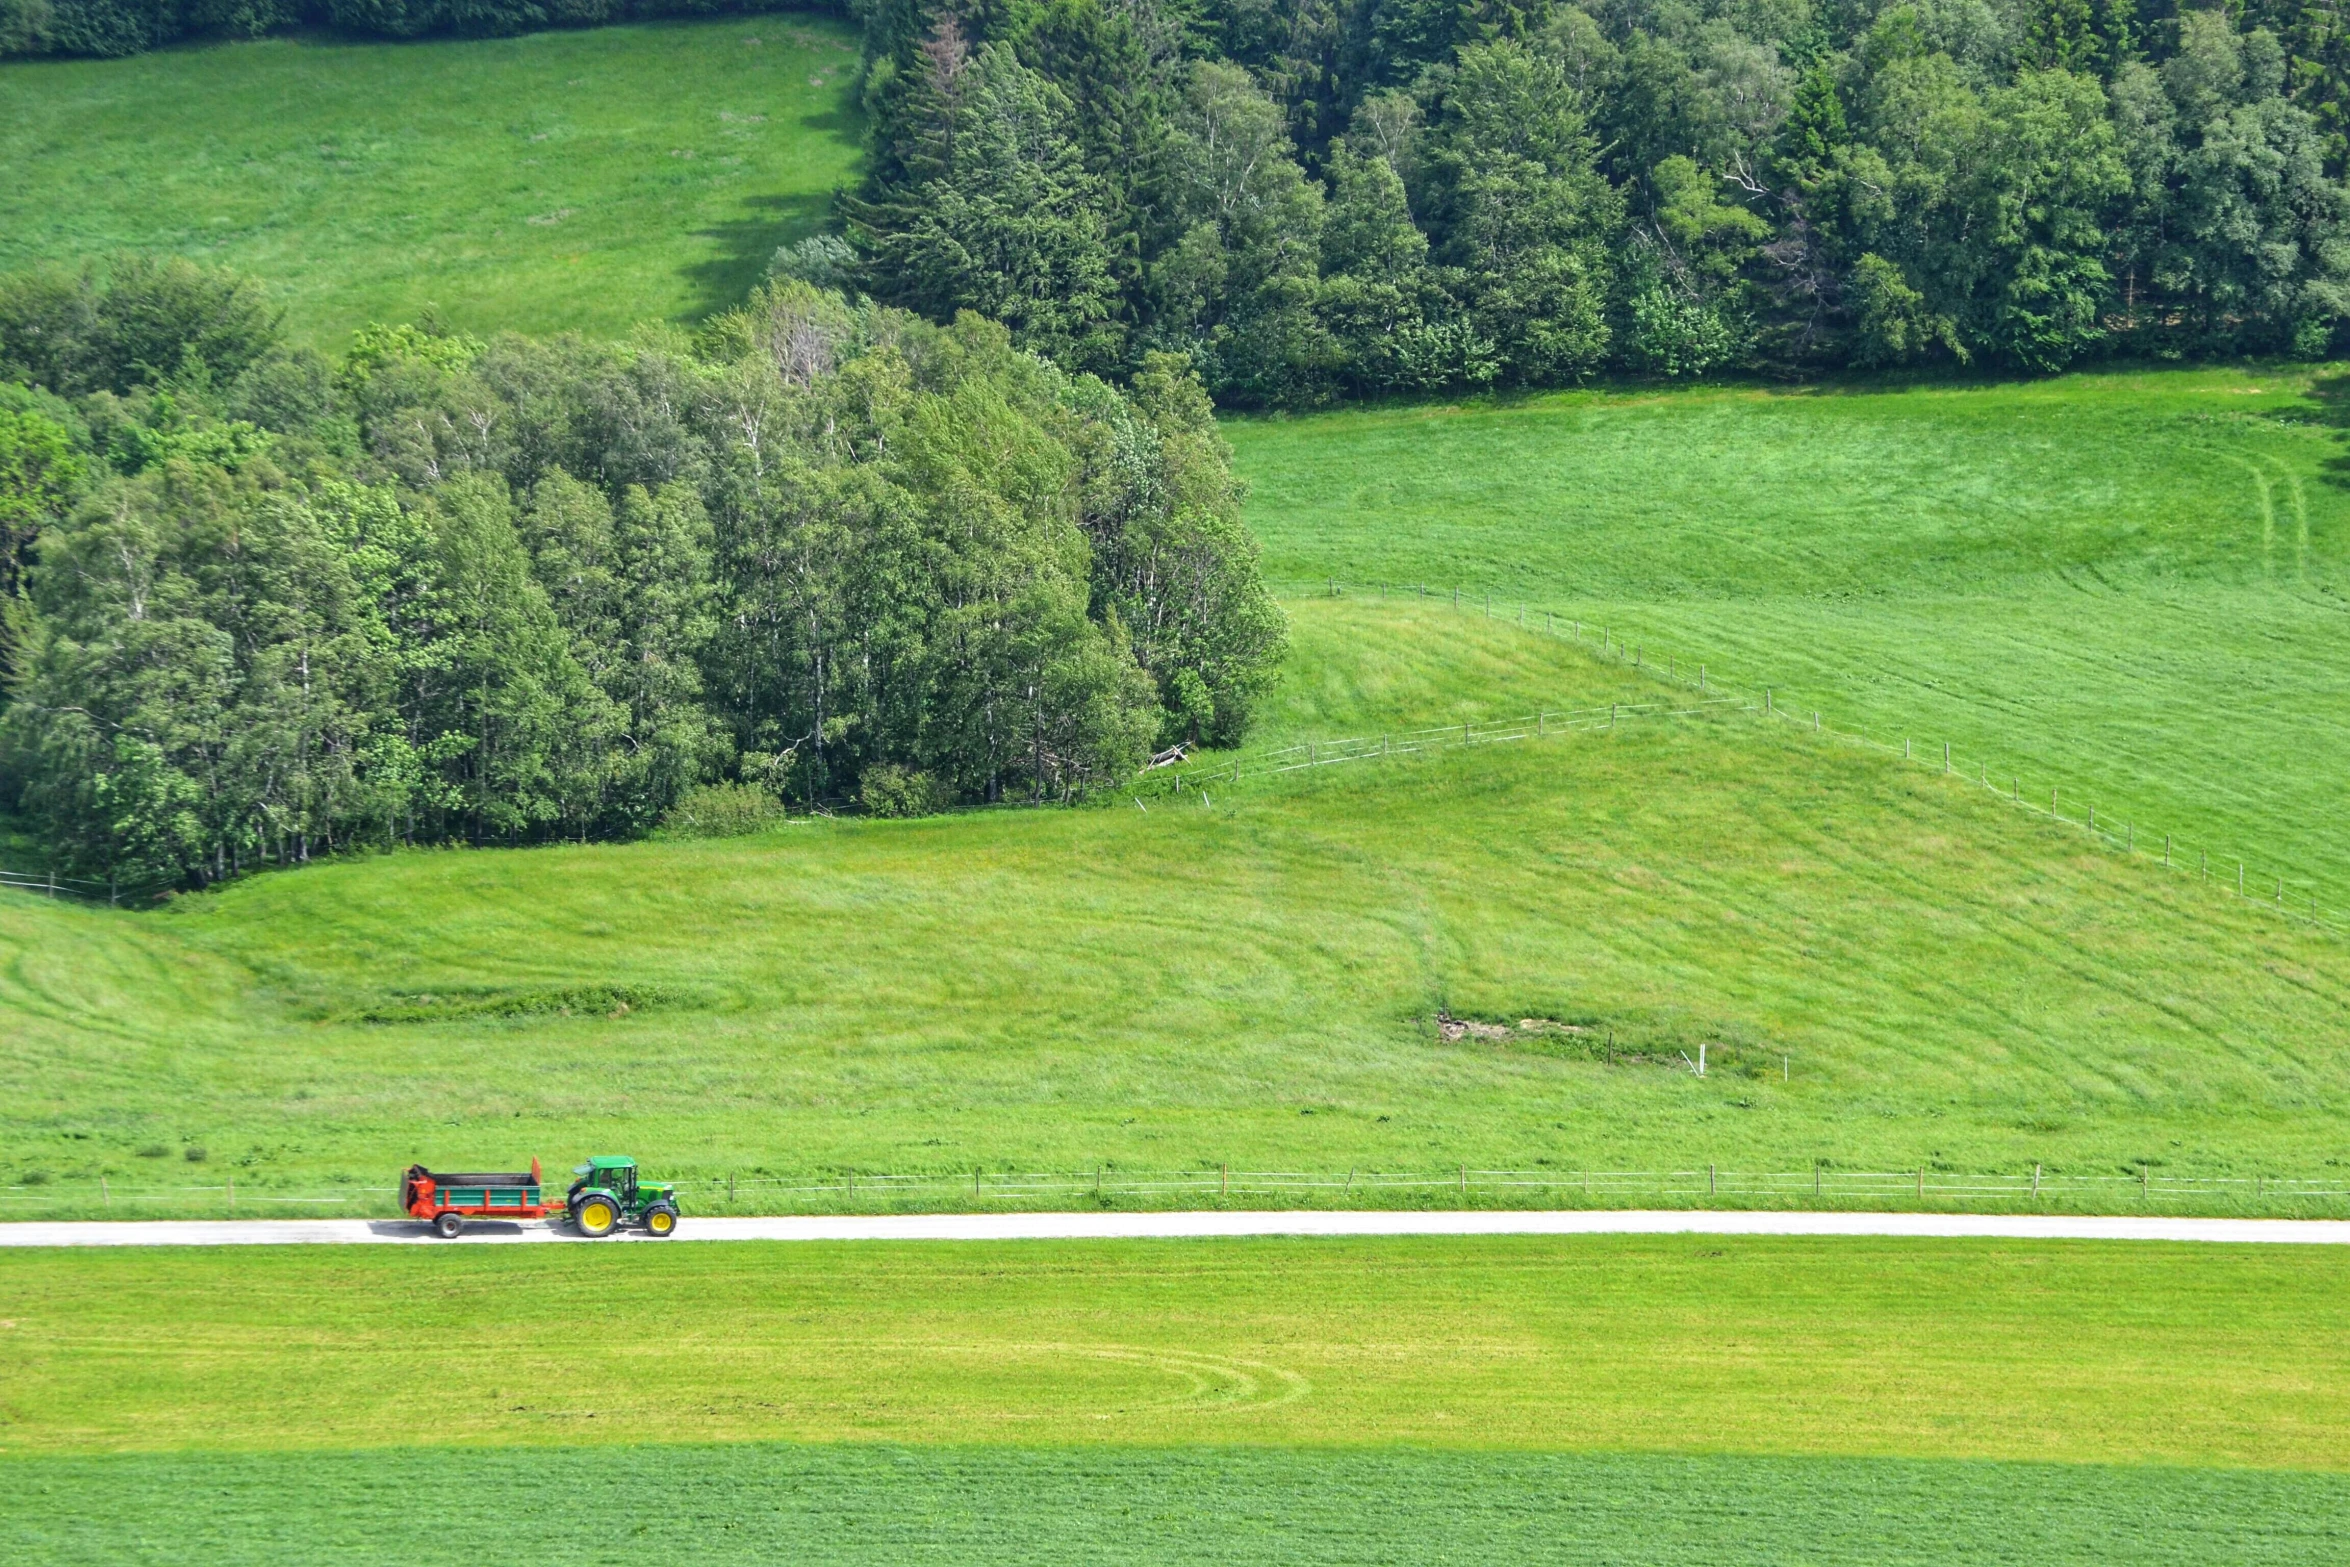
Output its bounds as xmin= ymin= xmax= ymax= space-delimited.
xmin=565 ymin=1156 xmax=681 ymax=1238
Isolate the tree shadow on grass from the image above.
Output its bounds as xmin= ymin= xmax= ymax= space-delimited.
xmin=678 ymin=189 xmax=836 ymax=322
xmin=2295 ymin=371 xmax=2350 ymax=489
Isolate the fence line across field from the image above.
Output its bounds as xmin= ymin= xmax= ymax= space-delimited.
xmin=1236 ymin=579 xmax=2349 ymax=939
xmin=18 ymin=1165 xmax=2350 ymax=1213
xmin=0 ymin=867 xmax=172 ymax=905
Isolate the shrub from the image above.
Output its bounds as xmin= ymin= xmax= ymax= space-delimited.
xmin=183 ymin=1145 xmax=207 ymax=1162
xmin=859 ymin=764 xmax=947 ymax=818
xmin=654 ymin=781 xmax=787 ymax=839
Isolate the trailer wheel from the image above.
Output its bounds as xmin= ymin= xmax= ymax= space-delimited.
xmin=574 ymin=1195 xmax=620 ymax=1237
xmin=434 ymin=1212 xmax=465 ymax=1239
xmin=644 ymin=1203 xmax=679 ymax=1238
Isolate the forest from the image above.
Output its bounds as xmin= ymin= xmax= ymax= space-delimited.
xmin=13 ymin=0 xmax=2350 ymax=391
xmin=0 ymin=260 xmax=1282 ymax=885
xmin=837 ymin=0 xmax=2350 ymax=401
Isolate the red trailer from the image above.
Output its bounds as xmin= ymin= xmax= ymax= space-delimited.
xmin=401 ymin=1159 xmax=562 ymax=1237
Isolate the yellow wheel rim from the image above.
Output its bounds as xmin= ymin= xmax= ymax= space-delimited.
xmin=649 ymin=1211 xmax=673 ymax=1234
xmin=583 ymin=1199 xmax=615 ymax=1231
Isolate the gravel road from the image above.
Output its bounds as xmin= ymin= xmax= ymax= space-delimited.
xmin=4 ymin=1210 xmax=2347 ymax=1246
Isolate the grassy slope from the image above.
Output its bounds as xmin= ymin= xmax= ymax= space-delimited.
xmin=0 ymin=19 xmax=862 ymax=345
xmin=1226 ymin=367 xmax=2350 ymax=911
xmin=11 ymin=1445 xmax=2347 ymax=1567
xmin=6 ymin=1236 xmax=2349 ymax=1463
xmin=8 ymin=598 xmax=2350 ymax=1208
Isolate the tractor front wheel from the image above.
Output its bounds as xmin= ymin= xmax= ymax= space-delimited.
xmin=644 ymin=1203 xmax=679 ymax=1238
xmin=434 ymin=1211 xmax=465 ymax=1239
xmin=574 ymin=1195 xmax=620 ymax=1237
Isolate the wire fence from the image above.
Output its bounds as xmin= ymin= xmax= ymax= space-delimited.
xmin=13 ymin=1164 xmax=2350 ymax=1219
xmin=0 ymin=867 xmax=106 ymax=901
xmin=0 ymin=866 xmax=178 ymax=905
xmin=1217 ymin=579 xmax=2350 ymax=939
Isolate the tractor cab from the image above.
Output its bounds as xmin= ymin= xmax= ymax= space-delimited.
xmin=566 ymin=1156 xmax=680 ymax=1238
xmin=570 ymin=1156 xmax=638 ymax=1203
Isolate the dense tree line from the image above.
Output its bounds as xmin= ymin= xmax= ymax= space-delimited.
xmin=0 ymin=259 xmax=1283 ymax=885
xmin=0 ymin=0 xmax=835 ymax=57
xmin=832 ymin=0 xmax=2350 ymax=397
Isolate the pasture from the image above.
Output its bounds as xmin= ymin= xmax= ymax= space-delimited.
xmin=9 ymin=1445 xmax=2343 ymax=1566
xmin=1228 ymin=367 xmax=2350 ymax=914
xmin=8 ymin=597 xmax=2350 ymax=1213
xmin=0 ymin=18 xmax=863 ymax=344
xmin=3 ymin=1235 xmax=2348 ymax=1561
xmin=6 ymin=1234 xmax=2348 ymax=1460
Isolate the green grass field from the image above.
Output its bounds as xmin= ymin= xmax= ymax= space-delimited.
xmin=8 ymin=597 xmax=2350 ymax=1213
xmin=14 ymin=1235 xmax=2349 ymax=1460
xmin=0 ymin=18 xmax=863 ymax=344
xmin=5 ymin=1235 xmax=2348 ymax=1561
xmin=11 ymin=30 xmax=2350 ymax=1562
xmin=1228 ymin=367 xmax=2350 ymax=915
xmin=13 ymin=1444 xmax=2346 ymax=1567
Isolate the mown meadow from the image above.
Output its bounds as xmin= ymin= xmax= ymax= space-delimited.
xmin=5 ymin=1235 xmax=2349 ymax=1561
xmin=16 ymin=1233 xmax=2350 ymax=1460
xmin=14 ymin=1443 xmax=2345 ymax=1567
xmin=7 ymin=597 xmax=2350 ymax=1213
xmin=1229 ymin=366 xmax=2350 ymax=915
xmin=0 ymin=19 xmax=863 ymax=343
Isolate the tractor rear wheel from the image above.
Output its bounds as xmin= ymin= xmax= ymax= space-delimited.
xmin=574 ymin=1195 xmax=620 ymax=1237
xmin=644 ymin=1203 xmax=679 ymax=1238
xmin=435 ymin=1212 xmax=465 ymax=1239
